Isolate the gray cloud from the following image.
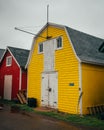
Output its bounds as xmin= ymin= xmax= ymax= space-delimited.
xmin=0 ymin=0 xmax=104 ymax=49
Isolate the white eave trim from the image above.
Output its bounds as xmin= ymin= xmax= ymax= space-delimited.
xmin=0 ymin=47 xmax=21 ymax=69
xmin=25 ymin=37 xmax=36 ymax=68
xmin=25 ymin=22 xmax=65 ymax=69
xmin=81 ymin=60 xmax=104 ymax=66
xmin=35 ymin=22 xmax=65 ymax=40
xmin=7 ymin=47 xmax=21 ymax=68
xmin=64 ymin=27 xmax=81 ymax=63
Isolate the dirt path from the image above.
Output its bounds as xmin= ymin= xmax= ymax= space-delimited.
xmin=0 ymin=105 xmax=98 ymax=130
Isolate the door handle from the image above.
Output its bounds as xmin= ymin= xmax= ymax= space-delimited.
xmin=48 ymin=88 xmax=52 ymax=92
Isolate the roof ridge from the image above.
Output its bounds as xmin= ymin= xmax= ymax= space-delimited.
xmin=7 ymin=46 xmax=30 ymax=51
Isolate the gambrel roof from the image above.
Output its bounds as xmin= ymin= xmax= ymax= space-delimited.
xmin=66 ymin=27 xmax=104 ymax=65
xmin=26 ymin=22 xmax=104 ymax=68
xmin=1 ymin=46 xmax=29 ymax=69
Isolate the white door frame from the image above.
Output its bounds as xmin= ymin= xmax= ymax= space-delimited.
xmin=41 ymin=71 xmax=58 ymax=108
xmin=4 ymin=75 xmax=12 ymax=100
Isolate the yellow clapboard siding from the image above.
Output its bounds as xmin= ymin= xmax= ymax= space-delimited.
xmin=82 ymin=63 xmax=104 ymax=114
xmin=28 ymin=25 xmax=79 ymax=114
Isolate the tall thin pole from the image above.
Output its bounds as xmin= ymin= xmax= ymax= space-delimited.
xmin=47 ymin=5 xmax=49 ymax=24
xmin=47 ymin=5 xmax=49 ymax=39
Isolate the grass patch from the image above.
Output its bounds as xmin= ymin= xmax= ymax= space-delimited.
xmin=34 ymin=110 xmax=104 ymax=129
xmin=1 ymin=99 xmax=104 ymax=130
xmin=0 ymin=99 xmax=34 ymax=112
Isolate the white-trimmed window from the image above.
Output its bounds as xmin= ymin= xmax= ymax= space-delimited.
xmin=56 ymin=37 xmax=63 ymax=49
xmin=38 ymin=43 xmax=43 ymax=53
xmin=6 ymin=56 xmax=12 ymax=66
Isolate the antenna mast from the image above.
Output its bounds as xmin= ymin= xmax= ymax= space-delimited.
xmin=47 ymin=4 xmax=49 ymax=24
xmin=14 ymin=27 xmax=46 ymax=39
xmin=46 ymin=5 xmax=49 ymax=39
xmin=46 ymin=5 xmax=52 ymax=39
xmin=15 ymin=5 xmax=51 ymax=39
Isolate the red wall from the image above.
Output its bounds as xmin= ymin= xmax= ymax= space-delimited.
xmin=0 ymin=51 xmax=20 ymax=99
xmin=21 ymin=70 xmax=27 ymax=90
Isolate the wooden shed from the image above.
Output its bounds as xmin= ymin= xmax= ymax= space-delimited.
xmin=0 ymin=46 xmax=29 ymax=100
xmin=26 ymin=23 xmax=104 ymax=115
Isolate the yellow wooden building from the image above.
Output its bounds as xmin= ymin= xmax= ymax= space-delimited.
xmin=26 ymin=23 xmax=104 ymax=115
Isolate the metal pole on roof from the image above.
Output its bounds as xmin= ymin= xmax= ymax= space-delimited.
xmin=47 ymin=5 xmax=49 ymax=24
xmin=15 ymin=5 xmax=51 ymax=39
xmin=46 ymin=5 xmax=52 ymax=39
xmin=47 ymin=5 xmax=49 ymax=39
xmin=14 ymin=27 xmax=46 ymax=39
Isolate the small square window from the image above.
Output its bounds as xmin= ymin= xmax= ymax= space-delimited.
xmin=38 ymin=43 xmax=43 ymax=53
xmin=6 ymin=56 xmax=12 ymax=66
xmin=56 ymin=37 xmax=62 ymax=49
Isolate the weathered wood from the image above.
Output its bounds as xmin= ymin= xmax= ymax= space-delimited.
xmin=87 ymin=105 xmax=104 ymax=115
xmin=18 ymin=91 xmax=27 ymax=104
xmin=17 ymin=93 xmax=24 ymax=104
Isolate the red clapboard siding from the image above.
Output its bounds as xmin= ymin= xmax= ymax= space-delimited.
xmin=0 ymin=50 xmax=20 ymax=99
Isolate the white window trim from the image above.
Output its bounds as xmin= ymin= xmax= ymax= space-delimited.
xmin=55 ymin=36 xmax=63 ymax=50
xmin=6 ymin=56 xmax=12 ymax=66
xmin=38 ymin=42 xmax=43 ymax=54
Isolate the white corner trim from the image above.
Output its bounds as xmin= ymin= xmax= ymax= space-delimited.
xmin=27 ymin=69 xmax=29 ymax=98
xmin=19 ymin=68 xmax=22 ymax=90
xmin=79 ymin=63 xmax=83 ymax=115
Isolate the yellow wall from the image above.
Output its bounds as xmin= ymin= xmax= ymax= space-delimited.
xmin=82 ymin=63 xmax=104 ymax=114
xmin=28 ymin=25 xmax=80 ymax=114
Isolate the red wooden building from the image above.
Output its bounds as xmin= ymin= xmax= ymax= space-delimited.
xmin=0 ymin=46 xmax=29 ymax=100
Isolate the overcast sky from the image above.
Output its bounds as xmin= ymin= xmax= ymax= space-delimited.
xmin=0 ymin=0 xmax=104 ymax=50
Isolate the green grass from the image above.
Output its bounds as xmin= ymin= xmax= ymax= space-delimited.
xmin=0 ymin=99 xmax=34 ymax=112
xmin=34 ymin=110 xmax=104 ymax=129
xmin=1 ymin=99 xmax=104 ymax=130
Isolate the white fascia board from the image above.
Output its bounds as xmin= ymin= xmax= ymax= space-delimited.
xmin=25 ymin=37 xmax=36 ymax=69
xmin=36 ymin=22 xmax=65 ymax=39
xmin=64 ymin=27 xmax=81 ymax=63
xmin=25 ymin=22 xmax=65 ymax=69
xmin=7 ymin=47 xmax=20 ymax=68
xmin=0 ymin=47 xmax=20 ymax=69
xmin=81 ymin=60 xmax=104 ymax=66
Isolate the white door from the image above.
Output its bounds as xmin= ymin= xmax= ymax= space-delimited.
xmin=4 ymin=75 xmax=12 ymax=100
xmin=41 ymin=72 xmax=58 ymax=108
xmin=44 ymin=40 xmax=54 ymax=71
xmin=41 ymin=74 xmax=49 ymax=106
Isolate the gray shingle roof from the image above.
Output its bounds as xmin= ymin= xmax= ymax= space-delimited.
xmin=8 ymin=46 xmax=30 ymax=68
xmin=0 ymin=49 xmax=5 ymax=60
xmin=66 ymin=26 xmax=104 ymax=65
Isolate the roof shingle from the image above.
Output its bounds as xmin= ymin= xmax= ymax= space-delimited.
xmin=8 ymin=46 xmax=30 ymax=68
xmin=66 ymin=26 xmax=104 ymax=65
xmin=0 ymin=49 xmax=5 ymax=60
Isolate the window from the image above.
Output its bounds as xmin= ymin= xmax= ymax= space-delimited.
xmin=56 ymin=37 xmax=62 ymax=49
xmin=38 ymin=43 xmax=43 ymax=53
xmin=6 ymin=56 xmax=12 ymax=66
